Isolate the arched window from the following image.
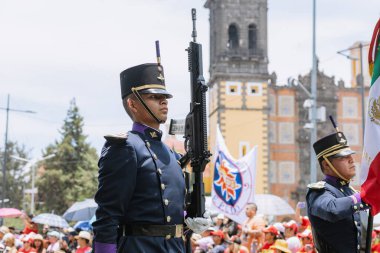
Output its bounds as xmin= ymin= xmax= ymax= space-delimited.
xmin=248 ymin=23 xmax=257 ymax=52
xmin=228 ymin=24 xmax=239 ymax=49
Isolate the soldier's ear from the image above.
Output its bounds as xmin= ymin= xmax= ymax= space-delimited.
xmin=321 ymin=160 xmax=329 ymax=173
xmin=127 ymin=97 xmax=138 ymax=112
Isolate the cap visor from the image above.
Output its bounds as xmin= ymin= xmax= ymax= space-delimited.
xmin=331 ymin=148 xmax=356 ymax=158
xmin=139 ymin=89 xmax=173 ymax=98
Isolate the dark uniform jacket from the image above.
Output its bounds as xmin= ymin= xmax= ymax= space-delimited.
xmin=92 ymin=123 xmax=186 ymax=253
xmin=306 ymin=176 xmax=366 ymax=253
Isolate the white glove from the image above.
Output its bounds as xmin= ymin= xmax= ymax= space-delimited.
xmin=185 ymin=211 xmax=213 ymax=234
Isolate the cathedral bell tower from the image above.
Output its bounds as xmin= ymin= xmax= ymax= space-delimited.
xmin=205 ymin=0 xmax=270 ymax=193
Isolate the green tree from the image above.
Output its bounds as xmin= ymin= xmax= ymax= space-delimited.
xmin=0 ymin=141 xmax=30 ymax=209
xmin=36 ymin=98 xmax=99 ymax=214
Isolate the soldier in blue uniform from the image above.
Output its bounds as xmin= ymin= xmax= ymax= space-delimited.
xmin=92 ymin=61 xmax=186 ymax=253
xmin=306 ymin=130 xmax=369 ymax=253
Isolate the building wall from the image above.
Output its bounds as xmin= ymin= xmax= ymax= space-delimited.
xmin=204 ymin=0 xmax=368 ymax=206
xmin=207 ymin=79 xmax=269 ymax=194
xmin=205 ymin=0 xmax=270 ymax=195
xmin=268 ymin=87 xmax=299 ymax=204
xmin=266 ymin=74 xmax=369 ymax=204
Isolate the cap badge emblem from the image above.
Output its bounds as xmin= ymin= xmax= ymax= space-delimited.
xmin=338 ymin=137 xmax=347 ymax=145
xmin=157 ymin=73 xmax=165 ymax=82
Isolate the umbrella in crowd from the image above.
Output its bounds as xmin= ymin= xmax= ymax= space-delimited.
xmin=32 ymin=213 xmax=69 ymax=228
xmin=254 ymin=194 xmax=295 ymax=216
xmin=0 ymin=208 xmax=22 ymax=218
xmin=63 ymin=199 xmax=97 ymax=221
xmin=206 ymin=194 xmax=295 ymax=217
xmin=73 ymin=220 xmax=93 ymax=231
xmin=89 ymin=214 xmax=96 ymax=224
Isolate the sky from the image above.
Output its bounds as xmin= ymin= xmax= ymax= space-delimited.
xmin=0 ymin=0 xmax=379 ymax=158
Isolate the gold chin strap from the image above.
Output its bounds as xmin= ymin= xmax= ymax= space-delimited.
xmin=131 ymin=87 xmax=163 ymax=124
xmin=323 ymin=150 xmax=350 ymax=182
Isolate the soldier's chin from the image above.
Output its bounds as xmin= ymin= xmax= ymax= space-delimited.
xmin=348 ymin=172 xmax=356 ymax=180
xmin=160 ymin=117 xmax=168 ymax=123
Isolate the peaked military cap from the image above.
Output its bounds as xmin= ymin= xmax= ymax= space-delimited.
xmin=120 ymin=63 xmax=173 ymax=99
xmin=313 ymin=132 xmax=355 ymax=162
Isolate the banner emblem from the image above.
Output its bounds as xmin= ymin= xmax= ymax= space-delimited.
xmin=214 ymin=151 xmax=242 ymax=206
xmin=369 ymin=96 xmax=380 ymax=125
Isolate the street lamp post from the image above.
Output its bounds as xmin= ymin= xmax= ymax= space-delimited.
xmin=2 ymin=96 xmax=10 ymax=209
xmin=290 ymin=0 xmax=319 ymax=184
xmin=11 ymin=154 xmax=55 ymax=214
xmin=337 ymin=43 xmax=369 ymax=139
xmin=288 ymin=78 xmax=321 ymax=184
xmin=310 ymin=0 xmax=318 ymax=184
xmin=359 ymin=43 xmax=366 ymax=134
xmin=0 ymin=94 xmax=36 ymax=208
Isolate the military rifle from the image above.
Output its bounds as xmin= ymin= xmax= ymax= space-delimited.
xmin=169 ymin=8 xmax=211 ymax=252
xmin=182 ymin=8 xmax=211 ymax=218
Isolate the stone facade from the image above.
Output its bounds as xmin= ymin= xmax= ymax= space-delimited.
xmin=205 ymin=0 xmax=271 ymax=194
xmin=268 ymin=70 xmax=368 ymax=205
xmin=204 ymin=0 xmax=368 ymax=206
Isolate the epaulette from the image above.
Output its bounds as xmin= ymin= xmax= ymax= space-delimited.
xmin=307 ymin=181 xmax=326 ymax=190
xmin=104 ymin=133 xmax=128 ymax=143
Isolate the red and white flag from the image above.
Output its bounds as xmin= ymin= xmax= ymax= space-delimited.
xmin=360 ymin=18 xmax=380 ymax=216
xmin=210 ymin=126 xmax=257 ymax=224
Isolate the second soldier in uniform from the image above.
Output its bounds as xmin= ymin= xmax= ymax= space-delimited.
xmin=92 ymin=56 xmax=186 ymax=252
xmin=306 ymin=129 xmax=368 ymax=253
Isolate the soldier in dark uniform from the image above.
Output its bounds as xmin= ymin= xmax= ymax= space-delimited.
xmin=306 ymin=131 xmax=369 ymax=253
xmin=92 ymin=62 xmax=186 ymax=253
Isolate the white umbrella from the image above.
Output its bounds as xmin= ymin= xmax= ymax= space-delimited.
xmin=253 ymin=194 xmax=295 ymax=216
xmin=32 ymin=213 xmax=69 ymax=228
xmin=63 ymin=199 xmax=97 ymax=221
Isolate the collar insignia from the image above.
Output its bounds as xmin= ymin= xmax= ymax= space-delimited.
xmin=150 ymin=131 xmax=158 ymax=138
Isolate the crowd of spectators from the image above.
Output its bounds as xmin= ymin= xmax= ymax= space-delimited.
xmin=1 ymin=205 xmax=380 ymax=253
xmin=0 ymin=213 xmax=92 ymax=253
xmin=190 ymin=203 xmax=380 ymax=253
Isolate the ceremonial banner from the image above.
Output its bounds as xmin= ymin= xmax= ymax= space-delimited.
xmin=361 ymin=18 xmax=380 ymax=216
xmin=211 ymin=127 xmax=257 ymax=224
